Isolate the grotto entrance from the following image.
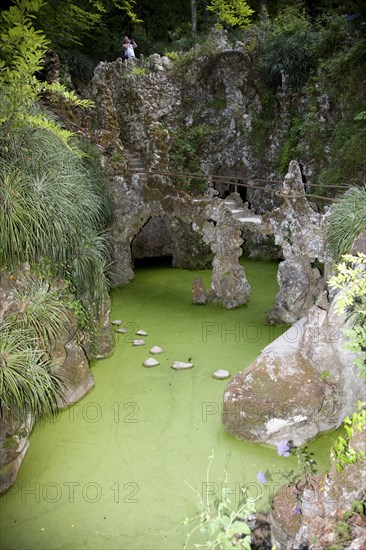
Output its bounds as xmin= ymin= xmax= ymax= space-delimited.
xmin=130 ymin=216 xmax=173 ymax=268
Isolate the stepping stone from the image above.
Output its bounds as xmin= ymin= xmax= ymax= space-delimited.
xmin=212 ymin=369 xmax=231 ymax=380
xmin=111 ymin=320 xmax=122 ymax=325
xmin=136 ymin=330 xmax=148 ymax=336
xmin=150 ymin=346 xmax=164 ymax=354
xmin=116 ymin=328 xmax=128 ymax=333
xmin=133 ymin=339 xmax=146 ymax=346
xmin=171 ymin=361 xmax=194 ymax=370
xmin=143 ymin=358 xmax=160 ymax=368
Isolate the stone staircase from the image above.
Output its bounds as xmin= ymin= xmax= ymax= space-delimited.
xmin=124 ymin=150 xmax=149 ymax=184
xmin=223 ymin=198 xmax=262 ymax=225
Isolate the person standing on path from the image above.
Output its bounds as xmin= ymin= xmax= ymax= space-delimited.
xmin=122 ymin=36 xmax=137 ymax=60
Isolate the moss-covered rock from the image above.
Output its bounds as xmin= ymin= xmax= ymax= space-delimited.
xmin=223 ymin=347 xmax=327 ymax=446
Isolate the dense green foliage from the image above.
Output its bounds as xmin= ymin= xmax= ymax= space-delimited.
xmin=207 ymin=0 xmax=253 ymax=29
xmin=0 ymin=1 xmax=112 ymax=422
xmin=331 ymin=401 xmax=366 ymax=472
xmin=169 ymin=124 xmax=213 ymax=194
xmin=0 ymin=127 xmax=111 ymax=310
xmin=0 ymin=0 xmax=93 ymax=148
xmin=326 ymin=187 xmax=366 ymax=260
xmin=329 ymin=253 xmax=366 ymax=378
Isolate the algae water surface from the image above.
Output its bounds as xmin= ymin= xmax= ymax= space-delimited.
xmin=0 ymin=260 xmax=334 ymax=549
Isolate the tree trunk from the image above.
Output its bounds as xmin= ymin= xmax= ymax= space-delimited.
xmin=191 ymin=0 xmax=197 ymax=37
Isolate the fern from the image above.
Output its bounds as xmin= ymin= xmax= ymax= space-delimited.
xmin=0 ymin=0 xmax=93 ymax=153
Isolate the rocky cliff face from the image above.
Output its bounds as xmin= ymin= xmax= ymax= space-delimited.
xmin=89 ymin=38 xmax=330 ymax=321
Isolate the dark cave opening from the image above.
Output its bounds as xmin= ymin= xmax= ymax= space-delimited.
xmin=133 ymin=255 xmax=173 ymax=268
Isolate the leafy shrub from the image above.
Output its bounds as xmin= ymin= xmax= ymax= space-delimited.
xmin=328 ymin=253 xmax=366 ymax=377
xmin=11 ymin=276 xmax=69 ymax=348
xmin=259 ymin=4 xmax=318 ymax=90
xmin=0 ymin=1 xmax=93 ymax=150
xmin=207 ymin=0 xmax=254 ymax=29
xmin=331 ymin=402 xmax=366 ymax=472
xmin=169 ymin=124 xmax=213 ymax=194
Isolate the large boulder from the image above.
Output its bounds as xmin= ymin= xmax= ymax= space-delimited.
xmin=223 ymin=293 xmax=364 ymax=446
xmin=222 ymin=324 xmax=331 ymax=445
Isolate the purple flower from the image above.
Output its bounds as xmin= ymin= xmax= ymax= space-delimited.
xmin=293 ymin=507 xmax=302 ymax=515
xmin=257 ymin=471 xmax=267 ymax=484
xmin=277 ymin=440 xmax=290 ymax=457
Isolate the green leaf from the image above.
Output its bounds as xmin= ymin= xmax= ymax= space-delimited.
xmin=227 ymin=521 xmax=251 ymax=537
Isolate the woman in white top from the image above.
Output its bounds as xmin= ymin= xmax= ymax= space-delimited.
xmin=122 ymin=36 xmax=137 ymax=60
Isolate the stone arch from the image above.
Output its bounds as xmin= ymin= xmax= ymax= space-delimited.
xmin=130 ymin=216 xmax=173 ymax=267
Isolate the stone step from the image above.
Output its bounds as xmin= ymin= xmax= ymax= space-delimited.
xmin=237 ymin=217 xmax=262 ymax=224
xmin=229 ymin=208 xmax=248 ymax=218
xmin=128 ymin=162 xmax=145 ymax=168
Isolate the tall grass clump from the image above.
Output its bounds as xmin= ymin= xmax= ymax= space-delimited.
xmin=0 ymin=321 xmax=64 ymax=422
xmin=0 ymin=126 xmax=111 ymax=312
xmin=326 ymin=186 xmax=366 ymax=260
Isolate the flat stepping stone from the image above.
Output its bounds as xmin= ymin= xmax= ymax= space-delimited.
xmin=212 ymin=369 xmax=231 ymax=380
xmin=133 ymin=339 xmax=146 ymax=346
xmin=143 ymin=358 xmax=160 ymax=368
xmin=136 ymin=330 xmax=148 ymax=336
xmin=111 ymin=320 xmax=122 ymax=325
xmin=150 ymin=346 xmax=164 ymax=354
xmin=171 ymin=361 xmax=194 ymax=370
xmin=116 ymin=328 xmax=128 ymax=333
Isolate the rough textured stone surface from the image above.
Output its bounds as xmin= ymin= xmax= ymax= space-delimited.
xmin=223 ymin=347 xmax=326 ymax=445
xmin=150 ymin=345 xmax=164 ymax=354
xmin=81 ymin=291 xmax=115 ymax=360
xmin=51 ymin=340 xmax=94 ymax=407
xmin=351 ymin=230 xmax=366 ymax=255
xmin=192 ymin=277 xmax=209 ymax=305
xmin=131 ymin=217 xmax=173 ymax=259
xmin=266 ymin=256 xmax=323 ymax=324
xmin=266 ymin=161 xmax=328 ymax=324
xmin=212 ymin=369 xmax=231 ymax=380
xmin=0 ymin=414 xmax=33 ymax=494
xmin=89 ymin=50 xmax=334 ymax=314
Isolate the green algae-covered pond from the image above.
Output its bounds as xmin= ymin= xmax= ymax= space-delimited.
xmin=0 ymin=260 xmax=337 ymax=549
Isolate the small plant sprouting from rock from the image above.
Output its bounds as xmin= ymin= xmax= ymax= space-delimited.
xmin=257 ymin=441 xmax=317 ymax=515
xmin=183 ymin=451 xmax=257 ymax=549
xmin=331 ymin=401 xmax=366 ymax=474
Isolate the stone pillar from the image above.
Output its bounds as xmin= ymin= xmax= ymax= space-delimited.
xmin=192 ymin=223 xmax=251 ymax=308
